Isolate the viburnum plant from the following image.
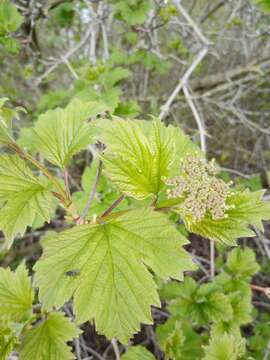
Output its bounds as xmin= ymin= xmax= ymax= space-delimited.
xmin=0 ymin=97 xmax=270 ymax=359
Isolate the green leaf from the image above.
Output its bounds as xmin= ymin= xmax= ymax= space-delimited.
xmin=94 ymin=118 xmax=198 ymax=200
xmin=227 ymin=189 xmax=270 ymax=231
xmin=34 ymin=208 xmax=194 ymax=342
xmin=0 ymin=321 xmax=19 ymax=360
xmin=156 ymin=318 xmax=203 ymax=360
xmin=0 ymin=1 xmax=23 ymax=35
xmin=100 ymin=66 xmax=131 ymax=89
xmin=32 ymin=98 xmax=108 ymax=168
xmin=0 ymin=263 xmax=33 ymax=322
xmin=0 ymin=155 xmax=54 ymax=248
xmin=114 ymin=0 xmax=152 ymax=25
xmin=225 ymin=247 xmax=260 ymax=281
xmin=185 ymin=215 xmax=254 ymax=246
xmin=185 ymin=189 xmax=270 ymax=246
xmin=121 ymin=346 xmax=155 ymax=360
xmin=168 ymin=278 xmax=233 ymax=325
xmin=0 ymin=97 xmax=15 ymax=144
xmin=203 ymin=332 xmax=246 ymax=360
xmin=20 ymin=312 xmax=80 ymax=360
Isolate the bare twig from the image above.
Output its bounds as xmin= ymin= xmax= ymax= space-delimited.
xmin=183 ymin=84 xmax=206 ymax=153
xmin=100 ymin=195 xmax=126 ymax=219
xmin=111 ymin=338 xmax=121 ymax=360
xmin=35 ymin=27 xmax=92 ymax=86
xmin=159 ymin=47 xmax=208 ymax=120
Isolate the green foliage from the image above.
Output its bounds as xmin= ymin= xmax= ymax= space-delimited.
xmin=0 ymin=97 xmax=25 ymax=145
xmin=112 ymin=0 xmax=152 ymax=25
xmin=0 ymin=263 xmax=33 ymax=322
xmin=158 ymin=247 xmax=259 ymax=360
xmin=20 ymin=312 xmax=80 ymax=360
xmin=0 ymin=98 xmax=269 ymax=355
xmin=168 ymin=278 xmax=233 ymax=325
xmin=93 ymin=118 xmax=198 ymax=200
xmin=32 ymin=98 xmax=108 ymax=168
xmin=156 ymin=318 xmax=203 ymax=360
xmin=0 ymin=1 xmax=23 ymax=54
xmin=185 ymin=188 xmax=270 ymax=246
xmin=34 ymin=207 xmax=194 ymax=342
xmin=252 ymin=0 xmax=270 ymax=12
xmin=121 ymin=345 xmax=155 ymax=360
xmin=0 ymin=155 xmax=54 ymax=248
xmin=0 ymin=322 xmax=20 ymax=360
xmin=203 ymin=332 xmax=246 ymax=360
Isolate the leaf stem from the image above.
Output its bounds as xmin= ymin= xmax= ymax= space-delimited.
xmin=100 ymin=194 xmax=125 ymax=219
xmin=7 ymin=142 xmax=70 ymax=206
xmin=80 ymin=160 xmax=103 ymax=222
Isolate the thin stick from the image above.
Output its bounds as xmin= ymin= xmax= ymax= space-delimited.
xmin=100 ymin=195 xmax=125 ymax=219
xmin=63 ymin=168 xmax=71 ymax=197
xmin=111 ymin=338 xmax=121 ymax=360
xmin=80 ymin=160 xmax=103 ymax=221
xmin=172 ymin=0 xmax=211 ymax=45
xmin=159 ymin=47 xmax=208 ymax=120
xmin=35 ymin=27 xmax=92 ymax=86
xmin=183 ymin=84 xmax=206 ymax=153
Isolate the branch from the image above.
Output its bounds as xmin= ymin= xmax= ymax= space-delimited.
xmin=35 ymin=27 xmax=92 ymax=86
xmin=100 ymin=195 xmax=125 ymax=219
xmin=183 ymin=84 xmax=206 ymax=153
xmin=190 ymin=57 xmax=270 ymax=91
xmin=159 ymin=47 xmax=208 ymax=120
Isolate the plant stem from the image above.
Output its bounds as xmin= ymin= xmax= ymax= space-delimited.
xmin=100 ymin=194 xmax=125 ymax=219
xmin=8 ymin=142 xmax=70 ymax=206
xmin=80 ymin=160 xmax=103 ymax=222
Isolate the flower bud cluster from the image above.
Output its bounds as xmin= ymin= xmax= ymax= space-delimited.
xmin=166 ymin=156 xmax=232 ymax=222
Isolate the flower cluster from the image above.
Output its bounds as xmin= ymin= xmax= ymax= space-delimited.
xmin=166 ymin=156 xmax=232 ymax=222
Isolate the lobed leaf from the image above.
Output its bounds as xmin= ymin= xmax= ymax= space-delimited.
xmin=34 ymin=207 xmax=194 ymax=342
xmin=185 ymin=189 xmax=270 ymax=246
xmin=0 ymin=263 xmax=33 ymax=323
xmin=120 ymin=346 xmax=155 ymax=360
xmin=20 ymin=312 xmax=80 ymax=360
xmin=0 ymin=155 xmax=54 ymax=248
xmin=32 ymin=98 xmax=108 ymax=168
xmin=93 ymin=118 xmax=199 ymax=200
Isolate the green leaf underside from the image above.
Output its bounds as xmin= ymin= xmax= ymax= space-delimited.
xmin=0 ymin=155 xmax=53 ymax=247
xmin=34 ymin=208 xmax=194 ymax=342
xmin=32 ymin=98 xmax=108 ymax=168
xmin=20 ymin=312 xmax=80 ymax=360
xmin=0 ymin=263 xmax=33 ymax=322
xmin=93 ymin=118 xmax=200 ymax=200
xmin=121 ymin=346 xmax=155 ymax=360
xmin=185 ymin=189 xmax=270 ymax=246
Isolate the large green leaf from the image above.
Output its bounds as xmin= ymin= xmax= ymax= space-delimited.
xmin=0 ymin=263 xmax=33 ymax=322
xmin=93 ymin=118 xmax=199 ymax=200
xmin=34 ymin=208 xmax=194 ymax=342
xmin=0 ymin=155 xmax=54 ymax=248
xmin=32 ymin=98 xmax=108 ymax=168
xmin=121 ymin=346 xmax=155 ymax=360
xmin=20 ymin=312 xmax=80 ymax=360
